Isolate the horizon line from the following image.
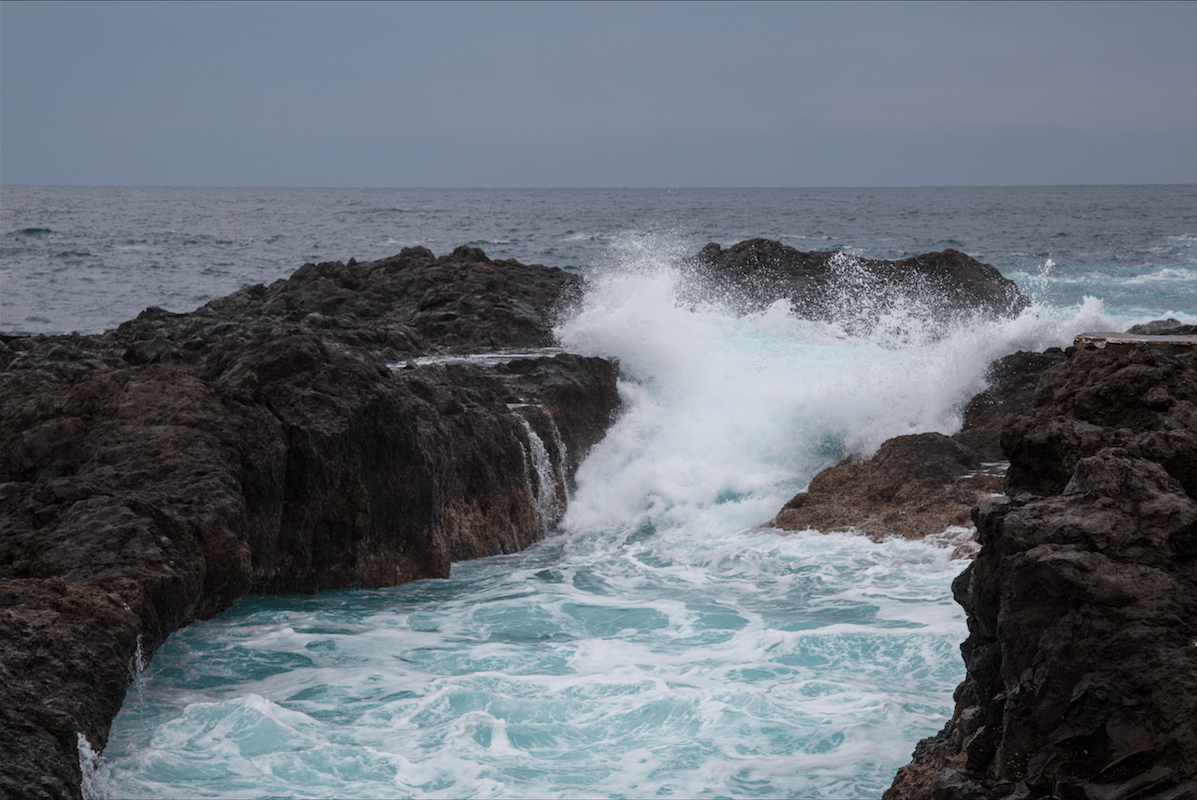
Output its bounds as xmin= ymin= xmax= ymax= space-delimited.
xmin=4 ymin=182 xmax=1195 ymax=191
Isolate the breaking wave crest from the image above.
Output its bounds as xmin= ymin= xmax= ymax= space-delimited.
xmin=554 ymin=238 xmax=1119 ymax=539
xmin=94 ymin=236 xmax=1130 ymax=800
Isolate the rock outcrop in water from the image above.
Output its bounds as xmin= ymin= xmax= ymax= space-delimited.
xmin=0 ymin=238 xmax=1126 ymax=799
xmin=773 ymin=349 xmax=1068 ymax=546
xmin=717 ymin=237 xmax=1042 ymax=547
xmin=683 ymin=239 xmax=1028 ymax=327
xmin=886 ymin=335 xmax=1197 ymax=799
xmin=0 ymin=246 xmax=619 ymax=800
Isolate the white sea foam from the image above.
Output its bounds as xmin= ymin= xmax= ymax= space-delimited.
xmin=554 ymin=242 xmax=1111 ymax=541
xmin=95 ymin=237 xmax=1140 ymax=799
xmin=96 ymin=526 xmax=967 ymax=799
xmin=1123 ymin=265 xmax=1197 ymax=285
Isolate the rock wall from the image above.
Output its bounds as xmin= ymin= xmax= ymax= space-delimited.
xmin=0 ymin=247 xmax=620 ymax=800
xmin=886 ymin=339 xmax=1197 ymax=799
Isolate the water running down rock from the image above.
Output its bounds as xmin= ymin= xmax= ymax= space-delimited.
xmin=0 ymin=246 xmax=618 ymax=799
xmin=5 ymin=239 xmax=1185 ymax=799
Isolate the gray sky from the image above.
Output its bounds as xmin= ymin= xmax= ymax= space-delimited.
xmin=2 ymin=0 xmax=1194 ymax=187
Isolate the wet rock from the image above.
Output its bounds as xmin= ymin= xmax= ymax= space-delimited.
xmin=682 ymin=239 xmax=1028 ymax=329
xmin=773 ymin=348 xmax=1066 ymax=547
xmin=955 ymin=349 xmax=1069 ymax=462
xmin=886 ymin=340 xmax=1197 ymax=800
xmin=0 ymin=248 xmax=619 ymax=799
xmin=1126 ymin=318 xmax=1197 ymax=336
xmin=773 ymin=432 xmax=1001 ymax=548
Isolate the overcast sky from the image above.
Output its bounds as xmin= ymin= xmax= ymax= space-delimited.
xmin=2 ymin=1 xmax=1194 ymax=187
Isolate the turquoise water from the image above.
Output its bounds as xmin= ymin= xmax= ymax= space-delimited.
xmin=97 ymin=531 xmax=967 ymax=799
xmin=3 ymin=185 xmax=1193 ymax=797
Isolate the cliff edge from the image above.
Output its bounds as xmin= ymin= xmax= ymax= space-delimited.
xmin=0 ymin=247 xmax=620 ymax=800
xmin=886 ymin=333 xmax=1197 ymax=799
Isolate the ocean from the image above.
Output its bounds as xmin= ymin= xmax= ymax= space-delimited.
xmin=3 ymin=185 xmax=1195 ymax=798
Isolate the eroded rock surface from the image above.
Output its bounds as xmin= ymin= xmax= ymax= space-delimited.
xmin=0 ymin=247 xmax=619 ymax=799
xmin=886 ymin=340 xmax=1197 ymax=799
xmin=774 ymin=432 xmax=1000 ymax=548
xmin=1003 ymin=339 xmax=1197 ymax=501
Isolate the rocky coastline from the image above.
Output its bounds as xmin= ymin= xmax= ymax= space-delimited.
xmin=1 ymin=245 xmax=618 ymax=800
xmin=881 ymin=325 xmax=1197 ymax=799
xmin=769 ymin=311 xmax=1197 ymax=797
xmin=4 ymin=238 xmax=1191 ymax=799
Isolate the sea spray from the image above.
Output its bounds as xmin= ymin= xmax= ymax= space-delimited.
xmin=92 ymin=231 xmax=1165 ymax=799
xmin=553 ymin=242 xmax=1111 ymax=540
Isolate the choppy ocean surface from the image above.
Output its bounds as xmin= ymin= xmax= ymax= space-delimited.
xmin=3 ymin=185 xmax=1195 ymax=799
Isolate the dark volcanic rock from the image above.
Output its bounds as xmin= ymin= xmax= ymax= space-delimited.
xmin=1 ymin=244 xmax=581 ymax=375
xmin=1003 ymin=340 xmax=1197 ymax=500
xmin=198 ymin=244 xmax=582 ymax=357
xmin=773 ymin=349 xmax=1066 ymax=544
xmin=773 ymin=433 xmax=999 ymax=548
xmin=0 ymin=247 xmax=620 ymax=799
xmin=683 ymin=239 xmax=1028 ymax=330
xmin=886 ymin=341 xmax=1197 ymax=800
xmin=1126 ymin=318 xmax=1197 ymax=336
xmin=956 ymin=349 xmax=1070 ymax=462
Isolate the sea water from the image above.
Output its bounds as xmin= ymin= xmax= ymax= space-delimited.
xmin=2 ymin=185 xmax=1194 ymax=798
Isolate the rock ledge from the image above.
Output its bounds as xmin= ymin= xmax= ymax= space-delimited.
xmin=0 ymin=247 xmax=620 ymax=800
xmin=885 ymin=336 xmax=1197 ymax=799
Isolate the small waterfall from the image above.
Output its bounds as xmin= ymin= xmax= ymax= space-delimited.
xmin=77 ymin=733 xmax=102 ymax=799
xmin=516 ymin=412 xmax=566 ymax=534
xmin=128 ymin=634 xmax=147 ymax=702
xmin=541 ymin=414 xmax=568 ymax=495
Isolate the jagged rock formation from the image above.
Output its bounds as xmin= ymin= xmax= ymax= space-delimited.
xmin=1002 ymin=338 xmax=1197 ymax=502
xmin=773 ymin=349 xmax=1067 ymax=545
xmin=0 ymin=246 xmax=620 ymax=800
xmin=682 ymin=239 xmax=1028 ymax=328
xmin=886 ymin=337 xmax=1197 ymax=799
xmin=9 ymin=236 xmax=1172 ymax=800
